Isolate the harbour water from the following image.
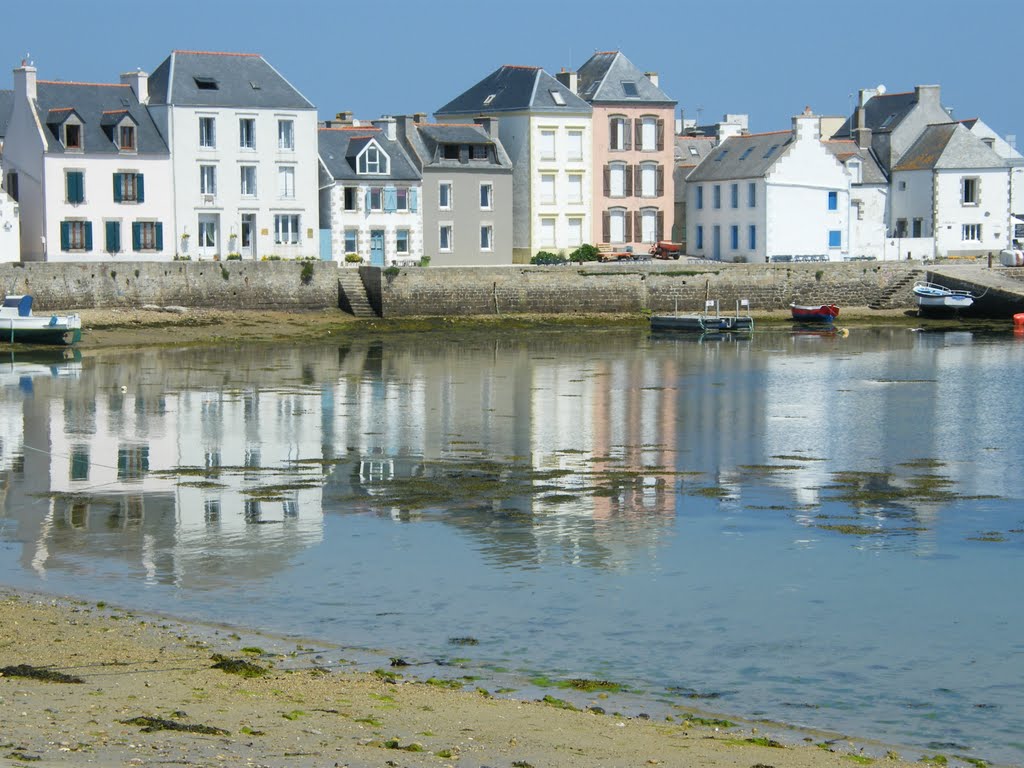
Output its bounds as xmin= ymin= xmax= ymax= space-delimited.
xmin=0 ymin=326 xmax=1022 ymax=765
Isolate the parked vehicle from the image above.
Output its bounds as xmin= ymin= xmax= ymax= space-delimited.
xmin=649 ymin=241 xmax=682 ymax=260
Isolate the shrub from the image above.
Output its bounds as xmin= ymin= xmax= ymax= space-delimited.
xmin=226 ymin=253 xmax=242 ymax=261
xmin=300 ymin=262 xmax=315 ymax=284
xmin=174 ymin=254 xmax=191 ymax=261
xmin=419 ymin=255 xmax=432 ymax=267
xmin=569 ymin=243 xmax=601 ymax=263
xmin=344 ymin=253 xmax=362 ymax=263
xmin=383 ymin=266 xmax=401 ymax=278
xmin=530 ymin=251 xmax=566 ymax=265
xmin=262 ymin=255 xmax=282 ymax=261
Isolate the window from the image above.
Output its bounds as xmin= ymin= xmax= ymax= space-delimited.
xmin=278 ymin=119 xmax=294 ymax=150
xmin=962 ymin=177 xmax=978 ymax=205
xmin=344 ymin=229 xmax=358 ymax=254
xmin=439 ymin=224 xmax=453 ymax=251
xmin=642 ymin=209 xmax=658 ymax=242
xmin=132 ymin=221 xmax=163 ymax=251
xmin=828 ymin=191 xmax=838 ymax=210
xmin=200 ymin=165 xmax=216 ymax=196
xmin=828 ymin=230 xmax=842 ymax=247
xmin=894 ymin=219 xmax=908 ymax=237
xmin=343 ymin=187 xmax=357 ymax=211
xmin=70 ymin=447 xmax=90 ymax=481
xmin=730 ymin=183 xmax=738 ymax=209
xmin=64 ymin=123 xmax=82 ymax=150
xmin=640 ymin=116 xmax=657 ymax=151
xmin=540 ymin=174 xmax=556 ymax=204
xmin=539 ymin=130 xmax=556 ymax=160
xmin=696 ymin=225 xmax=704 ymax=249
xmin=912 ymin=218 xmax=923 ymax=237
xmin=471 ymin=144 xmax=489 ymax=160
xmin=763 ymin=144 xmax=780 ymax=158
xmin=104 ymin=220 xmax=121 ymax=253
xmin=540 ymin=217 xmax=556 ymax=247
xmin=66 ymin=171 xmax=85 ymax=204
xmin=396 ymin=187 xmax=409 ymax=211
xmin=567 ymin=174 xmax=583 ymax=204
xmin=4 ymin=172 xmax=18 ymax=202
xmin=962 ymin=223 xmax=982 ymax=241
xmin=199 ymin=117 xmax=216 ymax=148
xmin=748 ymin=182 xmax=756 ymax=208
xmin=567 ymin=217 xmax=583 ymax=246
xmin=696 ymin=185 xmax=703 ymax=210
xmin=641 ymin=163 xmax=656 ymax=197
xmin=117 ymin=445 xmax=149 ymax=480
xmin=738 ymin=146 xmax=755 ymax=161
xmin=239 ymin=118 xmax=256 ymax=149
xmin=274 ymin=214 xmax=300 ymax=244
xmin=730 ymin=225 xmax=739 ymax=249
xmin=439 ymin=182 xmax=452 ymax=210
xmin=240 ymin=166 xmax=257 ymax=196
xmin=567 ymin=130 xmax=583 ymax=161
xmin=549 ymin=89 xmax=566 ymax=106
xmin=480 ymin=224 xmax=493 ymax=251
xmin=480 ymin=182 xmax=493 ymax=210
xmin=898 ymin=180 xmax=907 ymax=191
xmin=118 ymin=125 xmax=136 ymax=151
xmin=715 ymin=149 xmax=729 ymax=162
xmin=278 ymin=166 xmax=295 ymax=198
xmin=396 ymin=228 xmax=410 ymax=254
xmin=113 ymin=172 xmax=143 ymax=203
xmin=483 ymin=93 xmax=496 ymax=106
xmin=608 ymin=209 xmax=626 ymax=243
xmin=60 ymin=220 xmax=91 ymax=251
xmin=443 ymin=144 xmax=460 ymax=160
xmin=368 ymin=186 xmax=383 ymax=211
xmin=610 ymin=116 xmax=630 ymax=150
xmin=194 ymin=76 xmax=218 ymax=90
xmin=609 ymin=163 xmax=626 ymax=197
xmin=713 ymin=185 xmax=721 ymax=209
xmin=621 ymin=81 xmax=639 ymax=97
xmin=848 ymin=159 xmax=862 ymax=184
xmin=748 ymin=225 xmax=756 ymax=250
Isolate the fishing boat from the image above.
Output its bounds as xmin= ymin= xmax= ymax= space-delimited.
xmin=790 ymin=303 xmax=840 ymax=323
xmin=0 ymin=295 xmax=82 ymax=345
xmin=912 ymin=282 xmax=975 ymax=314
xmin=650 ymin=299 xmax=754 ymax=333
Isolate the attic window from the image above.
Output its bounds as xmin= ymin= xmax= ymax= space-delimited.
xmin=483 ymin=94 xmax=496 ymax=106
xmin=442 ymin=144 xmax=460 ymax=160
xmin=688 ymin=146 xmax=699 ymax=156
xmin=763 ymin=144 xmax=780 ymax=158
xmin=738 ymin=146 xmax=755 ymax=161
xmin=715 ymin=148 xmax=729 ymax=161
xmin=879 ymin=113 xmax=896 ymax=128
xmin=550 ymin=89 xmax=566 ymax=106
xmin=64 ymin=123 xmax=82 ymax=150
xmin=194 ymin=76 xmax=219 ymax=90
xmin=249 ymin=81 xmax=261 ymax=90
xmin=118 ymin=125 xmax=136 ymax=151
xmin=621 ymin=81 xmax=639 ymax=97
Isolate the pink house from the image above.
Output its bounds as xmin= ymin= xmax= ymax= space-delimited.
xmin=559 ymin=52 xmax=676 ymax=252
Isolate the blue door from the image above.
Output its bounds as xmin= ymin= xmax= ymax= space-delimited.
xmin=319 ymin=229 xmax=332 ymax=261
xmin=713 ymin=226 xmax=721 ymax=261
xmin=370 ymin=230 xmax=385 ymax=267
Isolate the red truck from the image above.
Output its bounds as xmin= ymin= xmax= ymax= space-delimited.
xmin=648 ymin=241 xmax=682 ymax=260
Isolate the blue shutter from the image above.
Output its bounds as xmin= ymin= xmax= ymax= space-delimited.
xmin=132 ymin=222 xmax=141 ymax=251
xmin=105 ymin=221 xmax=120 ymax=252
xmin=74 ymin=172 xmax=84 ymax=203
xmin=384 ymin=186 xmax=397 ymax=212
xmin=60 ymin=221 xmax=70 ymax=251
xmin=136 ymin=174 xmax=145 ymax=203
xmin=113 ymin=173 xmax=123 ymax=203
xmin=84 ymin=221 xmax=93 ymax=251
xmin=155 ymin=222 xmax=163 ymax=250
xmin=410 ymin=188 xmax=418 ymax=212
xmin=828 ymin=191 xmax=838 ymax=210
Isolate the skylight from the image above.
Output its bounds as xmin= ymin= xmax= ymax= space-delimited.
xmin=739 ymin=146 xmax=755 ymax=161
xmin=763 ymin=144 xmax=780 ymax=158
xmin=715 ymin=148 xmax=729 ymax=161
xmin=688 ymin=146 xmax=699 ymax=156
xmin=483 ymin=94 xmax=496 ymax=106
xmin=194 ymin=76 xmax=219 ymax=90
xmin=621 ymin=81 xmax=639 ymax=97
xmin=550 ymin=89 xmax=566 ymax=106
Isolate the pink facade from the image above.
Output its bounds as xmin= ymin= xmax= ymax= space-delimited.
xmin=592 ymin=104 xmax=675 ymax=251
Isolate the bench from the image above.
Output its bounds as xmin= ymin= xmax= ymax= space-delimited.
xmin=597 ymin=244 xmax=636 ymax=262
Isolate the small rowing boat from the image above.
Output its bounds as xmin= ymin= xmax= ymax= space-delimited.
xmin=790 ymin=303 xmax=840 ymax=323
xmin=912 ymin=282 xmax=975 ymax=314
xmin=0 ymin=295 xmax=82 ymax=345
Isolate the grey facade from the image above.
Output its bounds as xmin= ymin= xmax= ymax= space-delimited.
xmin=396 ymin=116 xmax=513 ymax=266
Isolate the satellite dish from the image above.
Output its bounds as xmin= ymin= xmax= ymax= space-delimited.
xmin=876 ymin=84 xmax=887 ymax=95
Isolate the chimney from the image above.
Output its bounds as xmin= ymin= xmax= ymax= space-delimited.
xmin=13 ymin=62 xmax=37 ymax=102
xmin=555 ymin=69 xmax=578 ymax=95
xmin=855 ymin=126 xmax=872 ymax=149
xmin=120 ymin=70 xmax=148 ymax=103
xmin=334 ymin=111 xmax=354 ymax=126
xmin=644 ymin=71 xmax=659 ymax=88
xmin=915 ymin=84 xmax=941 ymax=107
xmin=372 ymin=115 xmax=397 ymax=141
xmin=413 ymin=112 xmax=427 ymax=124
xmin=858 ymin=88 xmax=877 ymax=107
xmin=474 ymin=116 xmax=500 ymax=139
xmin=792 ymin=107 xmax=820 ymax=142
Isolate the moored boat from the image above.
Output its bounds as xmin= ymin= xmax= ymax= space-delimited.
xmin=912 ymin=282 xmax=975 ymax=314
xmin=650 ymin=299 xmax=754 ymax=334
xmin=790 ymin=303 xmax=840 ymax=322
xmin=0 ymin=295 xmax=82 ymax=345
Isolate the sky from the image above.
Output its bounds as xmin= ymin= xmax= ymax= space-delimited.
xmin=6 ymin=0 xmax=1021 ymax=142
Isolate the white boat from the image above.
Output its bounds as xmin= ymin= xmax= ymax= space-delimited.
xmin=912 ymin=281 xmax=975 ymax=313
xmin=0 ymin=295 xmax=82 ymax=345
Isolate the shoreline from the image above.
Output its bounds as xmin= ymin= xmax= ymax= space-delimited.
xmin=0 ymin=586 xmax=936 ymax=768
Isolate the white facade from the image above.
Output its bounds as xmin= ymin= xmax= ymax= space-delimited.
xmin=323 ymin=179 xmax=423 ymax=266
xmin=163 ymin=106 xmax=319 ymax=260
xmin=528 ymin=114 xmax=592 ymax=256
xmin=0 ymin=190 xmax=18 ymax=261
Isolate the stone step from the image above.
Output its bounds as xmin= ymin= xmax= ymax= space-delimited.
xmin=337 ymin=271 xmax=378 ymax=318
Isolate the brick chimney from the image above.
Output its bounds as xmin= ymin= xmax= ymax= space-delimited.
xmin=120 ymin=70 xmax=148 ymax=103
xmin=13 ymin=62 xmax=37 ymax=102
xmin=555 ymin=69 xmax=578 ymax=95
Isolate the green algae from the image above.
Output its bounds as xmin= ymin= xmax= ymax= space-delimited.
xmin=0 ymin=664 xmax=84 ymax=684
xmin=210 ymin=655 xmax=268 ymax=678
xmin=120 ymin=716 xmax=229 ymax=735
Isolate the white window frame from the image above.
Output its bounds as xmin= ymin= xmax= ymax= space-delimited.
xmin=240 ymin=165 xmax=257 ymax=197
xmin=480 ymin=182 xmax=493 ymax=210
xmin=567 ymin=216 xmax=583 ymax=247
xmin=610 ymin=162 xmax=626 ymax=198
xmin=609 ymin=116 xmax=627 ymax=151
xmin=274 ymin=214 xmax=300 ymax=245
xmin=358 ymin=143 xmax=390 ymax=175
xmin=396 ymin=228 xmax=410 ymax=254
xmin=962 ymin=223 xmax=982 ymax=241
xmin=539 ymin=217 xmax=556 ymax=247
xmin=343 ymin=228 xmax=358 ymax=254
xmin=567 ymin=129 xmax=584 ymax=161
xmin=567 ymin=173 xmax=583 ymax=204
xmin=640 ymin=116 xmax=657 ymax=152
xmin=540 ymin=174 xmax=556 ymax=204
xmin=962 ymin=177 xmax=979 ymax=206
xmin=641 ymin=208 xmax=657 ymax=243
xmin=439 ymin=222 xmax=453 ymax=252
xmin=640 ymin=163 xmax=657 ymax=198
xmin=480 ymin=223 xmax=493 ymax=251
xmin=277 ymin=119 xmax=295 ymax=151
xmin=609 ymin=208 xmax=626 ymax=244
xmin=439 ymin=181 xmax=453 ymax=210
xmin=278 ymin=166 xmax=296 ymax=199
xmin=539 ymin=129 xmax=556 ymax=161
xmin=118 ymin=123 xmax=136 ymax=152
xmin=199 ymin=116 xmax=216 ymax=148
xmin=369 ymin=186 xmax=383 ymax=211
xmin=396 ymin=187 xmax=409 ymax=211
xmin=239 ymin=117 xmax=256 ymax=150
xmin=200 ymin=164 xmax=217 ymax=196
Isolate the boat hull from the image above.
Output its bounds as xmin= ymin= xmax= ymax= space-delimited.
xmin=790 ymin=304 xmax=839 ymax=322
xmin=0 ymin=320 xmax=82 ymax=345
xmin=650 ymin=314 xmax=754 ymax=333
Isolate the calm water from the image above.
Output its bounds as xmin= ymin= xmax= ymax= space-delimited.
xmin=1 ymin=327 xmax=1022 ymax=764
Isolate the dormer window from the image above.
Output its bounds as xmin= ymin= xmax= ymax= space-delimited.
xmin=357 ymin=142 xmax=389 ymax=175
xmin=442 ymin=144 xmax=460 ymax=160
xmin=194 ymin=76 xmax=219 ymax=90
xmin=621 ymin=81 xmax=639 ymax=98
xmin=65 ymin=123 xmax=82 ymax=150
xmin=471 ymin=144 xmax=489 ymax=160
xmin=118 ymin=125 xmax=136 ymax=151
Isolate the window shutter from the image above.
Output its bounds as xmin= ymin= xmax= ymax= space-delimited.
xmin=384 ymin=186 xmax=397 ymax=212
xmin=84 ymin=221 xmax=93 ymax=250
xmin=603 ymin=165 xmax=610 ymax=197
xmin=155 ymin=222 xmax=163 ymax=250
xmin=656 ymin=211 xmax=664 ymax=242
xmin=105 ymin=221 xmax=119 ymax=252
xmin=632 ymin=166 xmax=641 ymax=197
xmin=137 ymin=174 xmax=145 ymax=203
xmin=634 ymin=118 xmax=642 ymax=150
xmin=602 ymin=211 xmax=610 ymax=243
xmin=625 ymin=211 xmax=633 ymax=242
xmin=113 ymin=173 xmax=123 ymax=203
xmin=132 ymin=222 xmax=141 ymax=251
xmin=656 ymin=119 xmax=665 ymax=151
xmin=60 ymin=221 xmax=70 ymax=251
xmin=410 ymin=188 xmax=418 ymax=212
xmin=656 ymin=166 xmax=664 ymax=197
xmin=623 ymin=122 xmax=632 ymax=151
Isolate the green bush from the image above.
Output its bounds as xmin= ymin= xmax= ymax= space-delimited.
xmin=419 ymin=255 xmax=431 ymax=267
xmin=262 ymin=255 xmax=282 ymax=261
xmin=530 ymin=251 xmax=566 ymax=265
xmin=383 ymin=266 xmax=401 ymax=278
xmin=226 ymin=253 xmax=242 ymax=261
xmin=300 ymin=262 xmax=315 ymax=284
xmin=344 ymin=253 xmax=362 ymax=263
xmin=569 ymin=243 xmax=601 ymax=263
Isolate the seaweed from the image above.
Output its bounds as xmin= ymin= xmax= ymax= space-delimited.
xmin=0 ymin=664 xmax=84 ymax=684
xmin=210 ymin=655 xmax=268 ymax=678
xmin=120 ymin=716 xmax=229 ymax=735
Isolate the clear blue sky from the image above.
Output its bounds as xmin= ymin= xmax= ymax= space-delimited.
xmin=8 ymin=0 xmax=1021 ymax=142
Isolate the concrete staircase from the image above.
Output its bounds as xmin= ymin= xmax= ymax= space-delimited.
xmin=337 ymin=270 xmax=378 ymax=318
xmin=869 ymin=268 xmax=924 ymax=310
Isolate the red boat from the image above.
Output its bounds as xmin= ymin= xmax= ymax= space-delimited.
xmin=790 ymin=303 xmax=840 ymax=322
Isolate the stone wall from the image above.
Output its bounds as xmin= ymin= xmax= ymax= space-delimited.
xmin=378 ymin=262 xmax=920 ymax=317
xmin=0 ymin=261 xmax=339 ymax=311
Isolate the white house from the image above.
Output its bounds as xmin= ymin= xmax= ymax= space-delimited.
xmin=1 ymin=64 xmax=174 ymax=262
xmin=146 ymin=51 xmax=320 ymax=261
xmin=0 ymin=189 xmax=17 ymax=260
xmin=962 ymin=118 xmax=1024 ymax=224
xmin=318 ymin=117 xmax=422 ymax=266
xmin=890 ymin=122 xmax=1010 ymax=259
xmin=687 ymin=109 xmax=850 ymax=262
xmin=436 ymin=65 xmax=593 ymax=263
xmin=823 ymin=139 xmax=888 ymax=260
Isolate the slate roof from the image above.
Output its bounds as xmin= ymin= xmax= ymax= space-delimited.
xmin=34 ymin=81 xmax=168 ymax=155
xmin=893 ymin=122 xmax=1007 ymax=171
xmin=822 ymin=140 xmax=887 ymax=184
xmin=435 ymin=65 xmax=591 ymax=116
xmin=685 ymin=131 xmax=794 ymax=182
xmin=575 ymin=51 xmax=675 ymax=105
xmin=149 ymin=50 xmax=314 ymax=110
xmin=675 ymin=135 xmax=717 ymax=168
xmin=832 ymin=91 xmax=918 ymax=138
xmin=406 ymin=122 xmax=512 ymax=170
xmin=0 ymin=90 xmax=13 ymax=140
xmin=318 ymin=127 xmax=420 ymax=182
